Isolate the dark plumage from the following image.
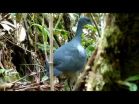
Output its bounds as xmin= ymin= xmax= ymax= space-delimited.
xmin=46 ymin=16 xmax=92 ymax=89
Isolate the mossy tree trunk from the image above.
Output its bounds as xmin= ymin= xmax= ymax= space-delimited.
xmin=84 ymin=13 xmax=139 ymax=91
xmin=86 ymin=13 xmax=139 ymax=91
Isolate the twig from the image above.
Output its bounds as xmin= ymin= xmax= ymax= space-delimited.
xmin=2 ymin=35 xmax=35 ymax=54
xmin=11 ymin=70 xmax=46 ymax=84
xmin=54 ymin=13 xmax=63 ymax=30
xmin=19 ymin=64 xmax=44 ymax=68
xmin=0 ymin=13 xmax=10 ymax=22
xmin=73 ymin=48 xmax=98 ymax=91
xmin=42 ymin=14 xmax=49 ymax=62
xmin=49 ymin=13 xmax=54 ymax=91
xmin=91 ymin=13 xmax=101 ymax=37
xmin=53 ymin=13 xmax=63 ymax=47
xmin=14 ymin=86 xmax=39 ymax=91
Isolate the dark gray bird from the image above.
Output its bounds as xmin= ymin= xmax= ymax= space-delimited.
xmin=46 ymin=16 xmax=92 ymax=89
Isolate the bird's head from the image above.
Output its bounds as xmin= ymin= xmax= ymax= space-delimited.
xmin=78 ymin=16 xmax=92 ymax=27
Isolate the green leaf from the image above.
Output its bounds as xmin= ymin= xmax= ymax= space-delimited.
xmin=37 ymin=43 xmax=50 ymax=51
xmin=41 ymin=75 xmax=48 ymax=82
xmin=125 ymin=74 xmax=139 ymax=82
xmin=117 ymin=80 xmax=138 ymax=91
xmin=128 ymin=83 xmax=138 ymax=91
xmin=31 ymin=23 xmax=49 ymax=38
xmin=54 ymin=29 xmax=68 ymax=35
xmin=0 ymin=68 xmax=6 ymax=74
xmin=84 ymin=24 xmax=97 ymax=32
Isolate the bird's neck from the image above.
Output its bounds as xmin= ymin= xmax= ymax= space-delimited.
xmin=73 ymin=24 xmax=83 ymax=42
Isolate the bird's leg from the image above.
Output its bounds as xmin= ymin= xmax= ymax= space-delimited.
xmin=67 ymin=78 xmax=73 ymax=91
xmin=66 ymin=72 xmax=79 ymax=91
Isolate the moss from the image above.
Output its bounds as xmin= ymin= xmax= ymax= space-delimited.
xmin=87 ymin=14 xmax=139 ymax=91
xmin=86 ymin=14 xmax=123 ymax=91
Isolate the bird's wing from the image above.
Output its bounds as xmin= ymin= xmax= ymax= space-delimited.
xmin=54 ymin=45 xmax=77 ymax=66
xmin=54 ymin=44 xmax=86 ymax=72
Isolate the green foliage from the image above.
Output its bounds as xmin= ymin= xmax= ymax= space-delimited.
xmin=128 ymin=83 xmax=138 ymax=91
xmin=84 ymin=24 xmax=97 ymax=33
xmin=117 ymin=74 xmax=139 ymax=91
xmin=0 ymin=68 xmax=5 ymax=74
xmin=82 ymin=24 xmax=97 ymax=58
xmin=30 ymin=14 xmax=98 ymax=58
xmin=125 ymin=74 xmax=139 ymax=82
xmin=31 ymin=23 xmax=50 ymax=53
xmin=54 ymin=29 xmax=69 ymax=43
xmin=37 ymin=43 xmax=50 ymax=51
xmin=41 ymin=75 xmax=49 ymax=82
xmin=124 ymin=74 xmax=139 ymax=91
xmin=31 ymin=23 xmax=49 ymax=38
xmin=64 ymin=80 xmax=71 ymax=91
xmin=119 ymin=81 xmax=138 ymax=91
xmin=86 ymin=45 xmax=95 ymax=57
xmin=0 ymin=13 xmax=100 ymax=90
xmin=0 ymin=68 xmax=20 ymax=83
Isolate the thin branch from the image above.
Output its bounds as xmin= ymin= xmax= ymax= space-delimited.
xmin=91 ymin=13 xmax=101 ymax=37
xmin=73 ymin=48 xmax=98 ymax=91
xmin=11 ymin=70 xmax=46 ymax=84
xmin=53 ymin=13 xmax=63 ymax=47
xmin=49 ymin=13 xmax=54 ymax=91
xmin=54 ymin=13 xmax=63 ymax=30
xmin=2 ymin=35 xmax=34 ymax=54
xmin=41 ymin=14 xmax=49 ymax=62
xmin=0 ymin=13 xmax=10 ymax=22
xmin=20 ymin=64 xmax=44 ymax=68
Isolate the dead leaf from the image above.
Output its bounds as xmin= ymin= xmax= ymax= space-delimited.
xmin=17 ymin=26 xmax=26 ymax=42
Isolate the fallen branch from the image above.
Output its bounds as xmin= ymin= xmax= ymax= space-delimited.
xmin=73 ymin=48 xmax=98 ymax=91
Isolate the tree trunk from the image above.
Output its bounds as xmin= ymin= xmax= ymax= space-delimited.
xmin=74 ymin=13 xmax=139 ymax=91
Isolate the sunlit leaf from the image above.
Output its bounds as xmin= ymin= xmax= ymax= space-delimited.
xmin=31 ymin=23 xmax=49 ymax=38
xmin=128 ymin=83 xmax=138 ymax=91
xmin=125 ymin=74 xmax=139 ymax=82
xmin=41 ymin=75 xmax=48 ymax=82
xmin=37 ymin=43 xmax=50 ymax=51
xmin=0 ymin=68 xmax=6 ymax=74
xmin=117 ymin=80 xmax=138 ymax=91
xmin=84 ymin=24 xmax=97 ymax=32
